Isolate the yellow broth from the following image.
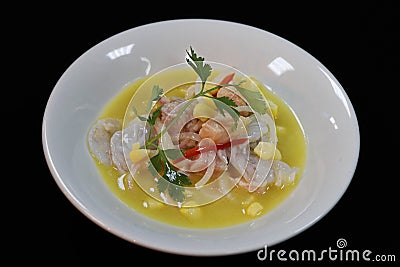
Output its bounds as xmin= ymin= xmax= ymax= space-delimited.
xmin=93 ymin=72 xmax=307 ymax=228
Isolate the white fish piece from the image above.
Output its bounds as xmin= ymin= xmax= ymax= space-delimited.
xmin=87 ymin=118 xmax=121 ymax=166
xmin=271 ymin=160 xmax=298 ymax=187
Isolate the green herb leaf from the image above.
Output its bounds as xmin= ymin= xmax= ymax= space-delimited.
xmin=164 ymin=163 xmax=191 ymax=186
xmin=215 ymin=96 xmax=238 ymax=107
xmin=164 ymin=149 xmax=184 ymax=160
xmin=186 ymin=46 xmax=212 ymax=91
xmin=147 ymin=85 xmax=164 ymax=112
xmin=157 ymin=176 xmax=168 ymax=193
xmin=150 ymin=149 xmax=191 ymax=202
xmin=147 ymin=107 xmax=161 ymax=126
xmin=149 ymin=152 xmax=162 ymax=174
xmin=212 ymin=98 xmax=240 ymax=129
xmin=230 ymin=84 xmax=267 ymax=114
xmin=168 ymin=184 xmax=186 ymax=202
xmin=132 ymin=106 xmax=148 ymax=121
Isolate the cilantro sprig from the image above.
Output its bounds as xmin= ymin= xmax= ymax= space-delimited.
xmin=211 ymin=96 xmax=240 ymax=129
xmin=229 ymin=83 xmax=267 ymax=114
xmin=186 ymin=46 xmax=212 ymax=93
xmin=149 ymin=149 xmax=191 ymax=202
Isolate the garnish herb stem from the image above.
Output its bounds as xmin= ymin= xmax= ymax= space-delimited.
xmin=145 ymin=98 xmax=196 ymax=147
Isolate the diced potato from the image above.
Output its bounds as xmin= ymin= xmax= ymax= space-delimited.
xmin=246 ymin=202 xmax=263 ymax=216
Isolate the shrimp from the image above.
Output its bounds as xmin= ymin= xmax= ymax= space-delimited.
xmin=110 ymin=117 xmax=150 ymax=173
xmin=199 ymin=119 xmax=230 ymax=144
xmin=230 ymin=145 xmax=297 ymax=193
xmin=110 ymin=131 xmax=127 ymax=173
xmin=159 ymin=98 xmax=197 ymax=144
xmin=87 ymin=118 xmax=121 ymax=166
xmin=172 ymin=138 xmax=216 ymax=173
xmin=216 ymin=87 xmax=247 ymax=107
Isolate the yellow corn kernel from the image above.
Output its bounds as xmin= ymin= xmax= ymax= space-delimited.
xmin=246 ymin=202 xmax=263 ymax=216
xmin=132 ymin=142 xmax=141 ymax=150
xmin=193 ymin=98 xmax=217 ymax=121
xmin=254 ymin=141 xmax=276 ymax=160
xmin=129 ymin=142 xmax=148 ymax=163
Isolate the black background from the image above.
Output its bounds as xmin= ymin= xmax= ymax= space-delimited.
xmin=17 ymin=1 xmax=398 ymax=265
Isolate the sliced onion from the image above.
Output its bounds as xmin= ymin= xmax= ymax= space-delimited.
xmin=195 ymin=159 xmax=216 ymax=187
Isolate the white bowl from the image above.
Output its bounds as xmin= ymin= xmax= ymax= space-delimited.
xmin=42 ymin=19 xmax=360 ymax=256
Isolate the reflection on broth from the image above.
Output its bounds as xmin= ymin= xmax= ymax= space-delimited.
xmin=87 ymin=48 xmax=306 ymax=228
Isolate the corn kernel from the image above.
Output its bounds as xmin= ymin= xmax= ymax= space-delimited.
xmin=131 ymin=142 xmax=140 ymax=150
xmin=129 ymin=142 xmax=148 ymax=163
xmin=193 ymin=97 xmax=217 ymax=121
xmin=247 ymin=202 xmax=263 ymax=216
xmin=254 ymin=142 xmax=276 ymax=160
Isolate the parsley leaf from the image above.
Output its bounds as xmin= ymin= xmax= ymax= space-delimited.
xmin=186 ymin=46 xmax=212 ymax=92
xmin=168 ymin=185 xmax=186 ymax=202
xmin=230 ymin=84 xmax=267 ymax=114
xmin=147 ymin=85 xmax=163 ymax=112
xmin=214 ymin=96 xmax=238 ymax=107
xmin=212 ymin=97 xmax=240 ymax=129
xmin=147 ymin=107 xmax=161 ymax=126
xmin=132 ymin=106 xmax=147 ymax=122
xmin=149 ymin=149 xmax=191 ymax=202
xmin=164 ymin=148 xmax=184 ymax=160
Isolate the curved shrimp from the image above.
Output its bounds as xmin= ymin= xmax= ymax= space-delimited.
xmin=199 ymin=119 xmax=230 ymax=144
xmin=87 ymin=118 xmax=121 ymax=166
xmin=110 ymin=117 xmax=150 ymax=173
xmin=172 ymin=138 xmax=217 ymax=173
xmin=230 ymin=147 xmax=297 ymax=193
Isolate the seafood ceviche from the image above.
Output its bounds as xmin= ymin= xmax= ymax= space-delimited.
xmin=87 ymin=47 xmax=299 ymax=208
